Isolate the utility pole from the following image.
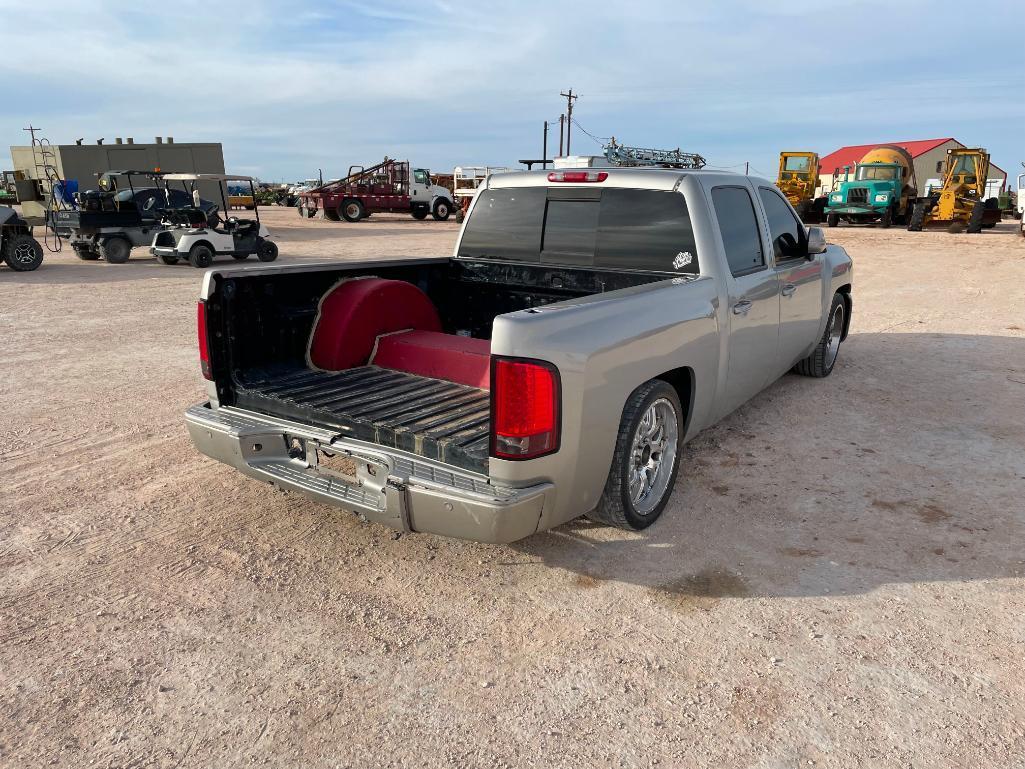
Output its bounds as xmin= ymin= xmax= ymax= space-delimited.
xmin=560 ymin=88 xmax=578 ymax=154
xmin=542 ymin=121 xmax=549 ymax=169
xmin=558 ymin=114 xmax=565 ymax=156
xmin=745 ymin=161 xmax=749 ymax=176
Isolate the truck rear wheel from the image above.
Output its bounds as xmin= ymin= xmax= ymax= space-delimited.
xmin=73 ymin=242 xmax=100 ymax=260
xmin=188 ymin=243 xmax=214 ymax=269
xmin=340 ymin=199 xmax=365 ymax=222
xmin=3 ymin=233 xmax=44 ymax=271
xmin=587 ymin=380 xmax=683 ymax=531
xmin=411 ymin=205 xmax=429 ymax=220
xmin=794 ymin=293 xmax=845 ymax=378
xmin=826 ymin=213 xmax=839 ymax=228
xmin=880 ymin=205 xmax=893 ymax=228
xmin=100 ymin=236 xmax=131 ymax=264
xmin=432 ymin=199 xmax=451 ymax=221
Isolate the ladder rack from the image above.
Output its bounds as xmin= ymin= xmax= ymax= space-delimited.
xmin=603 ymin=137 xmax=706 ymax=169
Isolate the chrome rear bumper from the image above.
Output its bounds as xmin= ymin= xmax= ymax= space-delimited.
xmin=185 ymin=402 xmax=552 ymax=543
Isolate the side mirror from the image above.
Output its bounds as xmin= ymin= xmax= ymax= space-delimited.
xmin=806 ymin=226 xmax=827 ymax=256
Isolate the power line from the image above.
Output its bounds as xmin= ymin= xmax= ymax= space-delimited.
xmin=571 ymin=119 xmax=609 ymax=148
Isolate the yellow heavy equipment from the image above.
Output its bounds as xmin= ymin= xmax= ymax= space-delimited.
xmin=907 ymin=147 xmax=999 ymax=233
xmin=776 ymin=151 xmax=825 ymax=222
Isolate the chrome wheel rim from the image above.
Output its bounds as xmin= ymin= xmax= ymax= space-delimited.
xmin=346 ymin=204 xmax=359 ymax=218
xmin=825 ymin=304 xmax=844 ymax=368
xmin=437 ymin=204 xmax=448 ymax=217
xmin=14 ymin=242 xmax=37 ymax=264
xmin=629 ymin=397 xmax=679 ymax=515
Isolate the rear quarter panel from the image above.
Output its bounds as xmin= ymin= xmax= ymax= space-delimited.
xmin=489 ymin=276 xmax=720 ymax=530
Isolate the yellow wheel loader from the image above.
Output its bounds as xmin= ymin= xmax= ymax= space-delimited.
xmin=776 ymin=151 xmax=826 ymax=223
xmin=907 ymin=148 xmax=1000 ymax=233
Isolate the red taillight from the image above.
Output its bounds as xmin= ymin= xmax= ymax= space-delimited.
xmin=547 ymin=170 xmax=608 ymax=183
xmin=197 ymin=301 xmax=212 ymax=380
xmin=491 ymin=358 xmax=560 ymax=460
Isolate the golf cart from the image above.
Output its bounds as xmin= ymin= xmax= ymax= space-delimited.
xmin=54 ymin=170 xmax=219 ymax=263
xmin=1 ymin=206 xmax=44 ymax=272
xmin=150 ymin=174 xmax=278 ymax=268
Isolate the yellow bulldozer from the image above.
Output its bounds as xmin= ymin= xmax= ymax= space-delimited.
xmin=907 ymin=147 xmax=1001 ymax=233
xmin=776 ymin=151 xmax=826 ymax=223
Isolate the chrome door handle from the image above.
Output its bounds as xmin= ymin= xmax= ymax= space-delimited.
xmin=781 ymin=283 xmax=797 ymax=297
xmin=732 ymin=300 xmax=753 ymax=315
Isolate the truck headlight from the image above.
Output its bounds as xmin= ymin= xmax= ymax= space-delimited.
xmin=830 ymin=193 xmax=842 ymax=202
xmin=874 ymin=194 xmax=889 ymax=203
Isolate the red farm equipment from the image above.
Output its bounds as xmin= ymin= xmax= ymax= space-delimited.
xmin=296 ymin=157 xmax=455 ymax=223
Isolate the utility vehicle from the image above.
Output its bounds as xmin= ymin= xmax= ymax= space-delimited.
xmin=151 ymin=174 xmax=278 ymax=268
xmin=54 ymin=170 xmax=219 ymax=263
xmin=186 ymin=166 xmax=853 ymax=543
xmin=0 ymin=206 xmax=44 ymax=272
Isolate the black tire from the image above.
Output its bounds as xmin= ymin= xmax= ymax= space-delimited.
xmin=586 ymin=380 xmax=683 ymax=531
xmin=880 ymin=205 xmax=893 ymax=229
xmin=826 ymin=213 xmax=839 ymax=228
xmin=157 ymin=253 xmax=179 ymax=265
xmin=907 ymin=201 xmax=926 ymax=231
xmin=188 ymin=243 xmax=214 ymax=269
xmin=100 ymin=236 xmax=131 ymax=264
xmin=966 ymin=200 xmax=985 ymax=234
xmin=796 ymin=200 xmax=811 ymax=222
xmin=794 ymin=293 xmax=845 ymax=378
xmin=411 ymin=206 xmax=429 ymax=220
xmin=72 ymin=243 xmax=100 ymax=260
xmin=3 ymin=233 xmax=44 ymax=271
xmin=257 ymin=240 xmax=278 ymax=262
xmin=455 ymin=208 xmax=465 ymax=224
xmin=432 ymin=199 xmax=451 ymax=221
xmin=340 ymin=199 xmax=365 ymax=223
xmin=323 ymin=206 xmax=340 ymax=222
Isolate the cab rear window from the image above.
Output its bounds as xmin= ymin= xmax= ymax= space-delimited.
xmin=458 ymin=187 xmax=698 ymax=274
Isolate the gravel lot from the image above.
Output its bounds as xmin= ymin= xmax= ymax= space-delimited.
xmin=2 ymin=208 xmax=1024 ymax=768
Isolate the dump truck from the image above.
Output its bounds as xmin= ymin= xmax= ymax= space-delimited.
xmin=296 ymin=158 xmax=454 ymax=222
xmin=907 ymin=148 xmax=1001 ymax=233
xmin=776 ymin=152 xmax=826 ymax=223
xmin=824 ymin=145 xmax=917 ymax=227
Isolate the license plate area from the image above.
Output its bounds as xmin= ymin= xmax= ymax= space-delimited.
xmin=309 ymin=442 xmax=389 ymax=494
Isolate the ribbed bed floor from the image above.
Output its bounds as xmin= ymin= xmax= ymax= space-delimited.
xmin=234 ymin=366 xmax=491 ymax=473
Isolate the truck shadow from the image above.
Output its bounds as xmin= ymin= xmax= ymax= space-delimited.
xmin=512 ymin=332 xmax=1025 ymax=601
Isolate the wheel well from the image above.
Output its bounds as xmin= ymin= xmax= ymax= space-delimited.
xmin=837 ymin=284 xmax=852 ymax=340
xmin=655 ymin=366 xmax=695 ymax=435
xmin=189 ymin=239 xmax=215 ymax=254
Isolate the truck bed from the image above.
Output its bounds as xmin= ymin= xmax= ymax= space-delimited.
xmin=234 ymin=365 xmax=491 ymax=474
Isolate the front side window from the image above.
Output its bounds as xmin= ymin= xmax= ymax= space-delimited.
xmin=758 ymin=187 xmax=805 ymax=260
xmin=413 ymin=169 xmax=430 ymax=185
xmin=711 ymin=186 xmax=764 ymax=277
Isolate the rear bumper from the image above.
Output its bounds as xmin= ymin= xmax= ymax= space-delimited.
xmin=150 ymin=246 xmax=176 ymax=257
xmin=185 ymin=402 xmax=552 ymax=543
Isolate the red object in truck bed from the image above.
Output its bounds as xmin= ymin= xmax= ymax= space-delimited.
xmin=308 ymin=278 xmax=442 ymax=371
xmin=371 ymin=330 xmax=491 ymax=390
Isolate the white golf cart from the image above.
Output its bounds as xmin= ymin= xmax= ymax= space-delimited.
xmin=150 ymin=174 xmax=278 ymax=268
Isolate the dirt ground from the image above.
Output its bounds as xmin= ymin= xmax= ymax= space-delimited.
xmin=2 ymin=207 xmax=1024 ymax=769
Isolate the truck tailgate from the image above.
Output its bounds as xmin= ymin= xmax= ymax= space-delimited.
xmin=234 ymin=365 xmax=491 ymax=474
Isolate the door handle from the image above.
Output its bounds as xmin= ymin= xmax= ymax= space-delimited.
xmin=732 ymin=300 xmax=753 ymax=315
xmin=781 ymin=283 xmax=797 ymax=297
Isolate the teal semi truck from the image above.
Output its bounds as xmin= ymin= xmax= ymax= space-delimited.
xmin=823 ymin=145 xmax=918 ymax=228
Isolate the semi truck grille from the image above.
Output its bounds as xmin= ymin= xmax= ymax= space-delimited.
xmin=847 ymin=187 xmax=869 ymax=205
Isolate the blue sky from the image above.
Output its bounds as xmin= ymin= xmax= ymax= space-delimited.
xmin=2 ymin=0 xmax=1022 ymax=182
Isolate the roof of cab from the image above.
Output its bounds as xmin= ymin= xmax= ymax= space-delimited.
xmin=486 ymin=166 xmax=766 ymax=191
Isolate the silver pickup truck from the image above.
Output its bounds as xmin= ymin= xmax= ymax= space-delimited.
xmin=186 ymin=167 xmax=853 ymax=542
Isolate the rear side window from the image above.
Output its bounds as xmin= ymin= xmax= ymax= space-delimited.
xmin=758 ymin=187 xmax=805 ymax=261
xmin=458 ymin=188 xmax=546 ymax=261
xmin=711 ymin=186 xmax=764 ymax=276
xmin=459 ymin=187 xmax=698 ymax=273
